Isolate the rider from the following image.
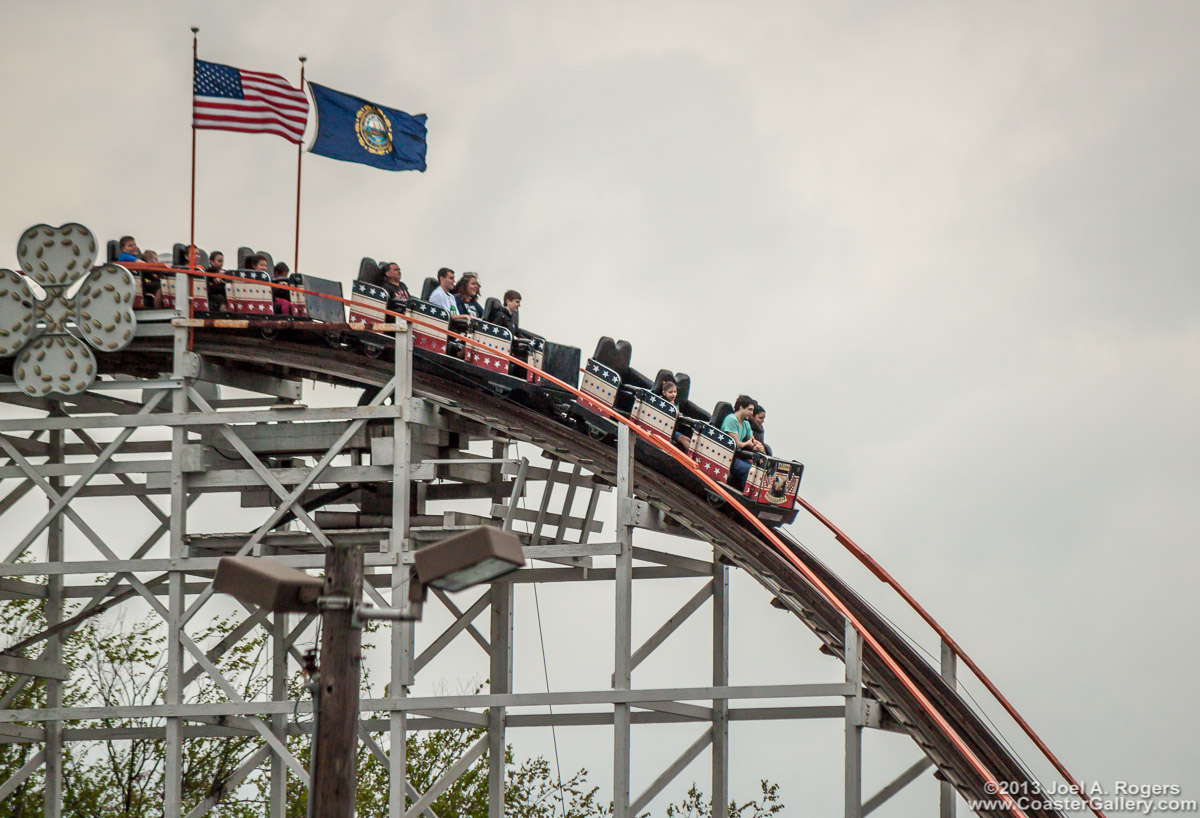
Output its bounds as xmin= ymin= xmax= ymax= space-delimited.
xmin=721 ymin=394 xmax=764 ymax=489
xmin=655 ymin=375 xmax=691 ymax=451
xmin=490 ymin=290 xmax=521 ymax=335
xmin=206 ymin=251 xmax=227 ymax=312
xmin=427 ymin=267 xmax=460 ymax=314
xmin=272 ymin=262 xmax=293 ymax=315
xmin=138 ymin=246 xmax=163 ymax=308
xmin=453 ymin=272 xmax=485 ymax=319
xmin=379 ymin=262 xmax=410 ymax=313
xmin=116 ymin=236 xmax=140 ymax=262
xmin=749 ymin=403 xmax=772 ymax=456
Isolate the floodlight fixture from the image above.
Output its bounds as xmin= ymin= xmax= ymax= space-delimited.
xmin=210 ymin=527 xmax=524 ymax=818
xmin=213 ymin=556 xmax=324 ymax=614
xmin=213 ymin=526 xmax=524 ymax=624
xmin=412 ymin=525 xmax=525 ymax=593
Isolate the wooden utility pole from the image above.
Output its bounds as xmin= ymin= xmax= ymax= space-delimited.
xmin=310 ymin=545 xmax=364 ymax=818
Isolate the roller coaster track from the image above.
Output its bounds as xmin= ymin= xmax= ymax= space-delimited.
xmin=99 ymin=321 xmax=1094 ymax=818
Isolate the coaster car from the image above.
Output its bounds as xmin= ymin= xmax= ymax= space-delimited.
xmin=566 ymin=338 xmax=804 ymax=526
xmin=341 ymin=261 xmax=579 ymax=415
xmin=569 ymin=336 xmax=631 ymax=440
xmin=104 ymin=234 xmax=809 ymax=528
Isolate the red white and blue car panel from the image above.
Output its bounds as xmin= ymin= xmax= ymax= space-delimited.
xmin=465 ymin=319 xmax=513 ymax=373
xmin=688 ymin=421 xmax=736 ymax=483
xmin=289 ymin=287 xmax=308 ymax=317
xmin=228 ymin=269 xmax=273 ymax=314
xmin=189 ymin=274 xmax=209 ymax=313
xmin=629 ymin=387 xmax=679 ymax=442
xmin=526 ymin=336 xmax=546 ymax=384
xmin=133 ymin=271 xmax=147 ymax=309
xmin=159 ymin=275 xmax=175 ymax=309
xmin=156 ymin=274 xmax=209 ymax=312
xmin=743 ymin=454 xmax=804 ymax=509
xmin=349 ymin=280 xmax=389 ymax=323
xmin=408 ymin=299 xmax=449 ymax=354
xmin=581 ymin=358 xmax=621 ymax=412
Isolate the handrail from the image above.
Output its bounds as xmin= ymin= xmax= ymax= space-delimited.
xmin=794 ymin=498 xmax=1103 ymax=813
xmin=135 ymin=262 xmax=1102 ymax=817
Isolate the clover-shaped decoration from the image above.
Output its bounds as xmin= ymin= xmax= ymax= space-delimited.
xmin=0 ymin=223 xmax=137 ymax=397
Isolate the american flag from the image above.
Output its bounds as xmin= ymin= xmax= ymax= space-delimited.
xmin=193 ymin=60 xmax=309 ymax=143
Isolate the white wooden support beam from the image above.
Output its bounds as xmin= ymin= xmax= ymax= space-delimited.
xmin=415 ymin=590 xmax=491 ymax=674
xmin=940 ymin=639 xmax=958 ymax=818
xmin=611 ymin=581 xmax=713 ymax=683
xmin=613 ymin=423 xmax=634 ymax=818
xmin=630 ymin=730 xmax=713 ymax=815
xmin=0 ymin=749 xmax=44 ymax=803
xmin=390 ymin=327 xmax=414 ymax=818
xmin=404 ymin=735 xmax=488 ymax=818
xmin=712 ymin=552 xmax=730 ymax=818
xmin=487 ymin=580 xmax=513 ymax=818
xmin=845 ymin=619 xmax=864 ymax=818
xmin=0 ymin=654 xmax=70 ymax=681
xmin=863 ymin=757 xmax=935 ymax=816
xmin=180 ymin=375 xmax=400 ymax=626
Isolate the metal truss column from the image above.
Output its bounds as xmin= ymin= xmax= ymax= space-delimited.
xmin=711 ymin=550 xmax=730 ymax=818
xmin=487 ymin=581 xmax=513 ymax=818
xmin=390 ymin=326 xmax=414 ymax=818
xmin=940 ymin=639 xmax=958 ymax=818
xmin=844 ymin=620 xmax=864 ymax=818
xmin=43 ymin=421 xmax=63 ymax=818
xmin=613 ymin=424 xmax=635 ymax=818
xmin=164 ymin=322 xmax=191 ymax=816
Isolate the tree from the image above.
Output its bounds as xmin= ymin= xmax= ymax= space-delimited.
xmin=0 ymin=597 xmax=53 ymax=818
xmin=665 ymin=782 xmax=784 ymax=818
xmin=1 ymin=600 xmax=264 ymax=818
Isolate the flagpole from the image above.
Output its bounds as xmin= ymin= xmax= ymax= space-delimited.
xmin=189 ymin=28 xmax=199 ymax=274
xmin=188 ymin=26 xmax=199 ymax=345
xmin=294 ymin=55 xmax=306 ymax=275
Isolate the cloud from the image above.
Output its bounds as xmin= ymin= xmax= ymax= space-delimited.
xmin=1 ymin=0 xmax=1197 ymax=810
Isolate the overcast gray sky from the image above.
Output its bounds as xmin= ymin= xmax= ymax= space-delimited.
xmin=1 ymin=1 xmax=1197 ymax=814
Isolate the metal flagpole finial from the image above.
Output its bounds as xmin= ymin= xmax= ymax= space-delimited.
xmin=299 ymin=55 xmax=308 ymax=64
xmin=191 ymin=26 xmax=199 ymax=34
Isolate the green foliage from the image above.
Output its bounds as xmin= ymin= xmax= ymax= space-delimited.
xmin=2 ymin=602 xmax=784 ymax=817
xmin=1 ymin=603 xmax=268 ymax=818
xmin=0 ymin=597 xmax=50 ymax=818
xmin=664 ymin=781 xmax=785 ymax=818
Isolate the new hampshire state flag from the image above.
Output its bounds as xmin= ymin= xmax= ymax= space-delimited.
xmin=307 ymin=83 xmax=427 ymax=172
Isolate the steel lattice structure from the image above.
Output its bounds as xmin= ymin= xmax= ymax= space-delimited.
xmin=0 ymin=307 xmax=1067 ymax=818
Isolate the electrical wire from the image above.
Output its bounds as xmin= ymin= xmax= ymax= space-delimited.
xmin=532 ymin=584 xmax=569 ymax=817
xmin=513 ymin=439 xmax=570 ymax=816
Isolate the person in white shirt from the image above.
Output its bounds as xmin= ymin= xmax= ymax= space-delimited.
xmin=427 ymin=267 xmax=459 ymax=314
